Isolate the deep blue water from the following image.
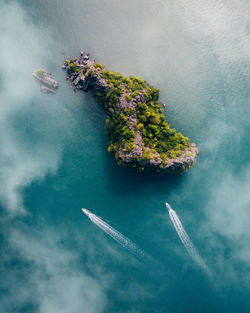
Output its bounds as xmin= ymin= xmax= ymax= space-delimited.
xmin=0 ymin=0 xmax=250 ymax=312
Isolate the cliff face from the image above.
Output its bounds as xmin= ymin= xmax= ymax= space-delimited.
xmin=63 ymin=51 xmax=199 ymax=173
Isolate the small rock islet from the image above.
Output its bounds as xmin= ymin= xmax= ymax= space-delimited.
xmin=32 ymin=69 xmax=59 ymax=94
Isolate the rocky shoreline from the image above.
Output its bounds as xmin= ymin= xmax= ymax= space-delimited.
xmin=62 ymin=51 xmax=199 ymax=173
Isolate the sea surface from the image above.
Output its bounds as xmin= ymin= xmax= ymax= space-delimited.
xmin=0 ymin=0 xmax=249 ymax=312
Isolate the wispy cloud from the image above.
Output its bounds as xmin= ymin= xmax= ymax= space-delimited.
xmin=200 ymin=168 xmax=250 ymax=285
xmin=0 ymin=224 xmax=108 ymax=313
xmin=0 ymin=1 xmax=64 ymax=214
xmin=0 ymin=3 xmax=111 ymax=311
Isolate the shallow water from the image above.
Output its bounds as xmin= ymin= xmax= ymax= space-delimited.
xmin=0 ymin=0 xmax=249 ymax=312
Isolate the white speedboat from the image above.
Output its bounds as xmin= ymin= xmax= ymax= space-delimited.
xmin=82 ymin=208 xmax=91 ymax=218
xmin=165 ymin=202 xmax=171 ymax=212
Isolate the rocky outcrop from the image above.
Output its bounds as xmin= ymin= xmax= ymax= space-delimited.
xmin=32 ymin=69 xmax=58 ymax=94
xmin=62 ymin=51 xmax=199 ymax=173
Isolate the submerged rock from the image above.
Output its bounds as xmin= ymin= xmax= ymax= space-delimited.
xmin=62 ymin=51 xmax=199 ymax=174
xmin=40 ymin=84 xmax=56 ymax=94
xmin=32 ymin=69 xmax=58 ymax=93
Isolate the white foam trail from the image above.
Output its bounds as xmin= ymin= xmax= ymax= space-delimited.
xmin=82 ymin=209 xmax=146 ymax=259
xmin=168 ymin=207 xmax=210 ymax=274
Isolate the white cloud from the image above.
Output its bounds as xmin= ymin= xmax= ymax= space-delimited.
xmin=0 ymin=226 xmax=108 ymax=313
xmin=0 ymin=1 xmax=64 ymax=214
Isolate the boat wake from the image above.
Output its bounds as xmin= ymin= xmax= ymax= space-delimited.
xmin=166 ymin=203 xmax=211 ymax=275
xmin=82 ymin=208 xmax=146 ymax=259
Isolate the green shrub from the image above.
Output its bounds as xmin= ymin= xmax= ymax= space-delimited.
xmin=69 ymin=63 xmax=79 ymax=72
xmin=36 ymin=69 xmax=45 ymax=78
xmin=131 ymin=90 xmax=140 ymax=98
xmin=125 ymin=94 xmax=131 ymax=102
xmin=88 ymin=69 xmax=97 ymax=76
xmin=94 ymin=62 xmax=104 ymax=69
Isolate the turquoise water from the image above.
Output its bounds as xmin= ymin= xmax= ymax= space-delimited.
xmin=0 ymin=0 xmax=250 ymax=312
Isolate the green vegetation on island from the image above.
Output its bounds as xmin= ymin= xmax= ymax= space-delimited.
xmin=63 ymin=52 xmax=199 ymax=173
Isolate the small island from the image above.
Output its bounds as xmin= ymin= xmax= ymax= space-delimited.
xmin=32 ymin=69 xmax=59 ymax=94
xmin=62 ymin=51 xmax=199 ymax=173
